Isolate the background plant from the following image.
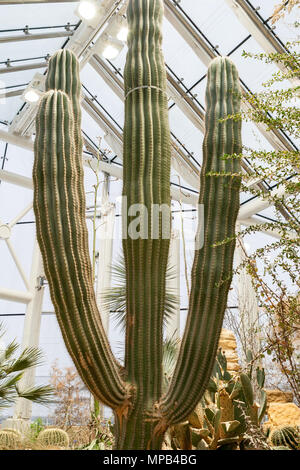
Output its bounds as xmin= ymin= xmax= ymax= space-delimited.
xmin=224 ymin=14 xmax=299 ymax=403
xmin=0 ymin=323 xmax=52 ymax=413
xmin=50 ymin=361 xmax=91 ymax=430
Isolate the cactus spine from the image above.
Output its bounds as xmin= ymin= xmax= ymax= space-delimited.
xmin=38 ymin=428 xmax=69 ymax=448
xmin=33 ymin=49 xmax=127 ymax=410
xmin=160 ymin=56 xmax=242 ymax=425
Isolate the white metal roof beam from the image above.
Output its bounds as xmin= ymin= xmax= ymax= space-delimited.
xmin=0 ymin=31 xmax=73 ymax=43
xmin=0 ymin=62 xmax=47 ymax=74
xmin=0 ymin=88 xmax=23 ymax=99
xmin=225 ymin=0 xmax=300 ymax=87
xmin=0 ymin=169 xmax=33 ymax=189
xmin=0 ymin=288 xmax=33 ymax=304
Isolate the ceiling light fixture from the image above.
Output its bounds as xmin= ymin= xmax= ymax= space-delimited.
xmin=117 ymin=26 xmax=129 ymax=42
xmin=23 ymin=89 xmax=40 ymax=103
xmin=75 ymin=0 xmax=105 ymax=26
xmin=94 ymin=34 xmax=124 ymax=60
xmin=108 ymin=14 xmax=129 ymax=43
xmin=21 ymin=73 xmax=45 ymax=104
xmin=78 ymin=0 xmax=98 ymax=20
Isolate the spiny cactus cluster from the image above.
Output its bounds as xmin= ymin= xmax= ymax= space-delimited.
xmin=168 ymin=350 xmax=268 ymax=450
xmin=0 ymin=429 xmax=22 ymax=449
xmin=270 ymin=426 xmax=299 ymax=450
xmin=38 ymin=428 xmax=69 ymax=448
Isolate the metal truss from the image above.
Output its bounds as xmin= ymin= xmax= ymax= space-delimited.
xmin=163 ymin=0 xmax=297 ymax=154
xmin=1 ymin=1 xmax=298 ymax=228
xmin=0 ymin=198 xmax=35 ymax=304
xmin=0 ymin=31 xmax=74 ymax=43
xmin=226 ymin=0 xmax=300 ymax=87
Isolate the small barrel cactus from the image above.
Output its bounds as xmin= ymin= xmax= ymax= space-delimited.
xmin=270 ymin=426 xmax=299 ymax=450
xmin=38 ymin=428 xmax=69 ymax=448
xmin=0 ymin=430 xmax=21 ymax=449
xmin=1 ymin=428 xmax=22 ymax=437
xmin=272 ymin=445 xmax=291 ymax=450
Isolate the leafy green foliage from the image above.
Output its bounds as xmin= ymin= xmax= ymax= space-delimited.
xmin=30 ymin=418 xmax=45 ymax=439
xmin=0 ymin=324 xmax=53 ymax=411
xmin=227 ymin=31 xmax=300 ymax=405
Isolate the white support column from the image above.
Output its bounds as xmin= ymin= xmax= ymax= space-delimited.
xmin=12 ymin=240 xmax=45 ymax=422
xmin=95 ymin=174 xmax=115 ymax=335
xmin=165 ymin=229 xmax=181 ymax=340
xmin=235 ymin=224 xmax=261 ymax=366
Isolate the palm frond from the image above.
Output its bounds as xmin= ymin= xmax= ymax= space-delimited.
xmin=162 ymin=334 xmax=180 ymax=392
xmin=0 ymin=325 xmax=52 ymax=412
xmin=102 ymin=255 xmax=180 ymax=332
xmin=4 ymin=347 xmax=44 ymax=374
xmin=0 ymin=372 xmax=24 ymax=398
xmin=15 ymin=384 xmax=53 ymax=404
xmin=0 ymin=340 xmax=19 ymax=365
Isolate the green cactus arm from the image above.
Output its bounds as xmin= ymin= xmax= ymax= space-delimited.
xmin=119 ymin=0 xmax=171 ymax=449
xmin=33 ymin=89 xmax=127 ymax=410
xmin=240 ymin=372 xmax=254 ymax=406
xmin=159 ymin=57 xmax=242 ymax=425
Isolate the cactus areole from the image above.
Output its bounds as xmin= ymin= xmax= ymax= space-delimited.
xmin=33 ymin=0 xmax=242 ymax=450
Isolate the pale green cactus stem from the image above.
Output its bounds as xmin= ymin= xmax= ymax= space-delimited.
xmin=159 ymin=56 xmax=242 ymax=426
xmin=33 ymin=58 xmax=128 ymax=411
xmin=119 ymin=0 xmax=172 ymax=449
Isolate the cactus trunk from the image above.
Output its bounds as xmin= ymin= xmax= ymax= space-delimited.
xmin=118 ymin=0 xmax=171 ymax=449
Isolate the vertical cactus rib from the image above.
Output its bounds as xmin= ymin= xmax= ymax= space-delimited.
xmin=33 ymin=50 xmax=127 ymax=410
xmin=160 ymin=57 xmax=242 ymax=425
xmin=119 ymin=0 xmax=171 ymax=449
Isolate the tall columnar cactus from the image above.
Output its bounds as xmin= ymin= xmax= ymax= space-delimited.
xmin=120 ymin=0 xmax=171 ymax=449
xmin=33 ymin=1 xmax=242 ymax=450
xmin=159 ymin=56 xmax=242 ymax=427
xmin=33 ymin=50 xmax=128 ymax=411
